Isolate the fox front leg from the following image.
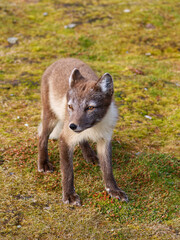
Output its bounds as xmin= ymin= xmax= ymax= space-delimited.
xmin=97 ymin=139 xmax=128 ymax=202
xmin=59 ymin=137 xmax=81 ymax=206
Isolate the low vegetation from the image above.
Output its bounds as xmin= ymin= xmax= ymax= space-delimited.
xmin=0 ymin=0 xmax=179 ymax=239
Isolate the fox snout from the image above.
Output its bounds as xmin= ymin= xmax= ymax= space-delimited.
xmin=69 ymin=122 xmax=88 ymax=133
xmin=69 ymin=123 xmax=77 ymax=131
xmin=69 ymin=122 xmax=84 ymax=133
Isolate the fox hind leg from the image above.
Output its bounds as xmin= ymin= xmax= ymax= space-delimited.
xmin=79 ymin=141 xmax=99 ymax=164
xmin=38 ymin=110 xmax=58 ymax=172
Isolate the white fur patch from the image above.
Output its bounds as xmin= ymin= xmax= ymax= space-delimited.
xmin=38 ymin=122 xmax=42 ymax=136
xmin=68 ymin=99 xmax=72 ymax=106
xmin=88 ymin=101 xmax=97 ymax=107
xmin=96 ymin=139 xmax=107 ymax=156
xmin=47 ymin=85 xmax=67 ymax=138
xmin=69 ymin=68 xmax=78 ymax=87
xmin=100 ymin=77 xmax=108 ymax=92
xmin=49 ymin=87 xmax=67 ymax=122
xmin=49 ymin=121 xmax=63 ymax=139
xmin=105 ymin=187 xmax=110 ymax=193
xmin=68 ymin=102 xmax=118 ymax=146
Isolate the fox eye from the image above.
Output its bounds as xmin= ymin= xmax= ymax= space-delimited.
xmin=68 ymin=105 xmax=73 ymax=110
xmin=87 ymin=106 xmax=95 ymax=110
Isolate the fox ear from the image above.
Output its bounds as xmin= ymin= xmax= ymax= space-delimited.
xmin=98 ymin=73 xmax=114 ymax=94
xmin=69 ymin=68 xmax=84 ymax=88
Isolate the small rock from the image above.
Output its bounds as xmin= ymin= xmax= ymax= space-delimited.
xmin=145 ymin=53 xmax=151 ymax=56
xmin=64 ymin=23 xmax=76 ymax=29
xmin=145 ymin=23 xmax=155 ymax=29
xmin=24 ymin=123 xmax=29 ymax=127
xmin=135 ymin=152 xmax=141 ymax=156
xmin=7 ymin=37 xmax=18 ymax=45
xmin=44 ymin=206 xmax=50 ymax=210
xmin=123 ymin=9 xmax=131 ymax=13
xmin=43 ymin=12 xmax=48 ymax=16
xmin=130 ymin=68 xmax=144 ymax=75
xmin=145 ymin=115 xmax=152 ymax=120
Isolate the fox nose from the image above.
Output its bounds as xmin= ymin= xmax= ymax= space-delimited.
xmin=69 ymin=123 xmax=77 ymax=130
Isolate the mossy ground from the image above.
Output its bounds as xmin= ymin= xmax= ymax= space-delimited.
xmin=0 ymin=0 xmax=180 ymax=239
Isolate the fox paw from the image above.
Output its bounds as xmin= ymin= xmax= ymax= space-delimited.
xmin=38 ymin=162 xmax=53 ymax=173
xmin=63 ymin=193 xmax=81 ymax=206
xmin=106 ymin=188 xmax=128 ymax=202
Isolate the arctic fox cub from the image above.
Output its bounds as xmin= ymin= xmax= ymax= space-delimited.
xmin=38 ymin=58 xmax=128 ymax=205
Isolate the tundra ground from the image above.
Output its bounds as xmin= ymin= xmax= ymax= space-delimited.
xmin=0 ymin=0 xmax=179 ymax=239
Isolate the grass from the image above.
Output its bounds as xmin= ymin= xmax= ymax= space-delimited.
xmin=0 ymin=0 xmax=180 ymax=239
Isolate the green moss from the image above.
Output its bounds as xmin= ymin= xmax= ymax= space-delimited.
xmin=0 ymin=0 xmax=180 ymax=239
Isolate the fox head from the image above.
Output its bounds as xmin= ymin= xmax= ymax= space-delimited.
xmin=67 ymin=68 xmax=114 ymax=133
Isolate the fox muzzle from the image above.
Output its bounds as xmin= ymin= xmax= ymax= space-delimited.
xmin=69 ymin=123 xmax=77 ymax=130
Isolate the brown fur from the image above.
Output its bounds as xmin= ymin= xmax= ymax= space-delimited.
xmin=38 ymin=58 xmax=128 ymax=205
